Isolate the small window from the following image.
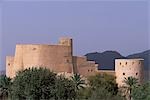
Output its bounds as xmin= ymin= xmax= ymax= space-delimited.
xmin=8 ymin=63 xmax=10 ymax=66
xmin=66 ymin=59 xmax=69 ymax=63
xmin=32 ymin=48 xmax=36 ymax=50
xmin=120 ymin=62 xmax=121 ymax=65
xmin=88 ymin=70 xmax=90 ymax=72
xmin=139 ymin=62 xmax=141 ymax=65
xmin=136 ymin=73 xmax=138 ymax=75
xmin=123 ymin=73 xmax=125 ymax=75
xmin=125 ymin=62 xmax=127 ymax=65
xmin=91 ymin=69 xmax=93 ymax=72
xmin=132 ymin=62 xmax=134 ymax=65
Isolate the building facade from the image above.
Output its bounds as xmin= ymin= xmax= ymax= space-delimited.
xmin=6 ymin=37 xmax=98 ymax=78
xmin=115 ymin=59 xmax=144 ymax=87
xmin=6 ymin=37 xmax=144 ymax=87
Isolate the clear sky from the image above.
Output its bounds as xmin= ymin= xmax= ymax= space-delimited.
xmin=0 ymin=0 xmax=149 ymax=70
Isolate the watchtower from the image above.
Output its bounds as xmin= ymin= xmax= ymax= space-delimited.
xmin=115 ymin=59 xmax=144 ymax=87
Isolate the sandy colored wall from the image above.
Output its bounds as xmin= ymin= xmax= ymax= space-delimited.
xmin=6 ymin=37 xmax=99 ymax=78
xmin=13 ymin=45 xmax=23 ymax=73
xmin=6 ymin=38 xmax=74 ymax=78
xmin=6 ymin=56 xmax=14 ymax=78
xmin=22 ymin=44 xmax=73 ymax=73
xmin=115 ymin=59 xmax=144 ymax=87
xmin=73 ymin=56 xmax=98 ymax=77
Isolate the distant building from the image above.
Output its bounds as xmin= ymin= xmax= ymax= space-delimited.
xmin=6 ymin=37 xmax=144 ymax=87
xmin=115 ymin=59 xmax=144 ymax=87
xmin=6 ymin=37 xmax=98 ymax=78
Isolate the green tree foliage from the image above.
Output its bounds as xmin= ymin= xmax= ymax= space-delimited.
xmin=71 ymin=73 xmax=85 ymax=92
xmin=77 ymin=73 xmax=124 ymax=100
xmin=71 ymin=73 xmax=86 ymax=99
xmin=54 ymin=75 xmax=76 ymax=100
xmin=1 ymin=67 xmax=130 ymax=100
xmin=88 ymin=87 xmax=125 ymax=100
xmin=77 ymin=87 xmax=92 ymax=100
xmin=11 ymin=67 xmax=77 ymax=100
xmin=132 ymin=81 xmax=150 ymax=100
xmin=122 ymin=76 xmax=139 ymax=100
xmin=0 ymin=75 xmax=12 ymax=100
xmin=11 ymin=67 xmax=57 ymax=100
xmin=88 ymin=73 xmax=118 ymax=95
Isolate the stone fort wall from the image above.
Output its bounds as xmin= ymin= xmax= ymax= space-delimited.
xmin=73 ymin=56 xmax=98 ymax=77
xmin=115 ymin=59 xmax=144 ymax=87
xmin=6 ymin=37 xmax=144 ymax=86
xmin=6 ymin=38 xmax=98 ymax=78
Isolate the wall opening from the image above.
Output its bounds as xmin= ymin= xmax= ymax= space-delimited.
xmin=8 ymin=63 xmax=10 ymax=66
xmin=66 ymin=59 xmax=69 ymax=63
xmin=132 ymin=62 xmax=134 ymax=65
xmin=32 ymin=48 xmax=36 ymax=50
xmin=139 ymin=62 xmax=141 ymax=65
xmin=123 ymin=73 xmax=125 ymax=75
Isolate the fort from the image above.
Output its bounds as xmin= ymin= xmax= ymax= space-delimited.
xmin=6 ymin=37 xmax=144 ymax=87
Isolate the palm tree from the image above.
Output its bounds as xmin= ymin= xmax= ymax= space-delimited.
xmin=0 ymin=75 xmax=12 ymax=100
xmin=122 ymin=76 xmax=139 ymax=100
xmin=71 ymin=73 xmax=85 ymax=92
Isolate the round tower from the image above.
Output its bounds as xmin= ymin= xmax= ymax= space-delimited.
xmin=115 ymin=59 xmax=144 ymax=87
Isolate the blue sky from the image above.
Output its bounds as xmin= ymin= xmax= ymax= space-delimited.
xmin=0 ymin=0 xmax=149 ymax=70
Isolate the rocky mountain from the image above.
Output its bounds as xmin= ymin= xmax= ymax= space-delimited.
xmin=85 ymin=51 xmax=125 ymax=70
xmin=85 ymin=50 xmax=150 ymax=70
xmin=127 ymin=50 xmax=150 ymax=70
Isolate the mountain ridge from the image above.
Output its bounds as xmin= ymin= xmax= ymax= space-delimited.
xmin=85 ymin=50 xmax=150 ymax=70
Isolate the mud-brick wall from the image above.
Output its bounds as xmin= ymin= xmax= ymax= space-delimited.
xmin=115 ymin=59 xmax=144 ymax=87
xmin=21 ymin=44 xmax=73 ymax=73
xmin=6 ymin=56 xmax=14 ymax=78
xmin=73 ymin=56 xmax=97 ymax=77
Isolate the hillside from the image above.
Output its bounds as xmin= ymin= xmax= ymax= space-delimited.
xmin=85 ymin=50 xmax=150 ymax=70
xmin=85 ymin=51 xmax=125 ymax=70
xmin=127 ymin=50 xmax=150 ymax=70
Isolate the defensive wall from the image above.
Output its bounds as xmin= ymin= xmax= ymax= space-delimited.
xmin=6 ymin=37 xmax=98 ymax=78
xmin=6 ymin=37 xmax=144 ymax=87
xmin=115 ymin=59 xmax=144 ymax=87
